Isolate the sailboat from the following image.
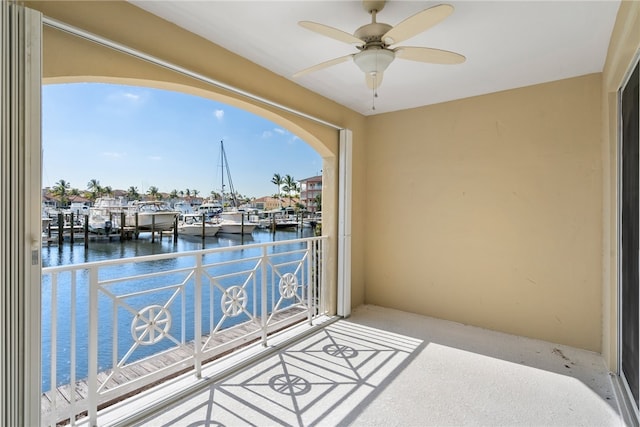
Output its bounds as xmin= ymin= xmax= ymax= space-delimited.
xmin=216 ymin=140 xmax=258 ymax=235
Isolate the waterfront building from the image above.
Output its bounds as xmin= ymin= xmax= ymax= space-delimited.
xmin=299 ymin=175 xmax=322 ymax=213
xmin=251 ymin=195 xmax=280 ymax=211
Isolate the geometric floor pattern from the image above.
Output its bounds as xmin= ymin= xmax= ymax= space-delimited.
xmin=135 ymin=321 xmax=422 ymax=426
xmin=134 ymin=305 xmax=625 ymax=427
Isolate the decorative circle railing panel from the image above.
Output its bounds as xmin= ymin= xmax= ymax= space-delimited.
xmin=131 ymin=304 xmax=172 ymax=345
xmin=221 ymin=285 xmax=248 ymax=317
xmin=279 ymin=272 xmax=299 ymax=299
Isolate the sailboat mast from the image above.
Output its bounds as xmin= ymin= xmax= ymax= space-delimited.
xmin=218 ymin=140 xmax=239 ymax=209
xmin=220 ymin=140 xmax=225 ymax=209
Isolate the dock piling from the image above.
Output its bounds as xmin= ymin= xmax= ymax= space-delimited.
xmin=84 ymin=215 xmax=89 ymax=248
xmin=58 ymin=213 xmax=64 ymax=247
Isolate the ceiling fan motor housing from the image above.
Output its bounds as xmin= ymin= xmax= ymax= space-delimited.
xmin=355 ymin=22 xmax=393 ymax=45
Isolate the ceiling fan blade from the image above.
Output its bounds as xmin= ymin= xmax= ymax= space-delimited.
xmin=366 ymin=72 xmax=384 ymax=90
xmin=382 ymin=4 xmax=454 ymax=45
xmin=299 ymin=21 xmax=363 ymax=46
xmin=395 ymin=46 xmax=465 ymax=64
xmin=293 ymin=54 xmax=354 ymax=78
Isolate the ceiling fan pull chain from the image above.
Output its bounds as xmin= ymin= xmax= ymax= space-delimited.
xmin=371 ymin=85 xmax=376 ymax=110
xmin=371 ymin=74 xmax=377 ymax=110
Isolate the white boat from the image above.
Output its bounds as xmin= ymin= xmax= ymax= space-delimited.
xmin=211 ymin=140 xmax=257 ymax=235
xmin=197 ymin=200 xmax=223 ymax=219
xmin=303 ymin=211 xmax=322 ymax=229
xmin=127 ymin=200 xmax=179 ymax=231
xmin=259 ymin=209 xmax=299 ymax=230
xmin=66 ymin=202 xmax=90 ymax=217
xmin=173 ymin=201 xmax=195 ymax=215
xmin=88 ymin=197 xmax=125 ymax=234
xmin=218 ymin=211 xmax=258 ymax=234
xmin=177 ymin=213 xmax=221 ymax=237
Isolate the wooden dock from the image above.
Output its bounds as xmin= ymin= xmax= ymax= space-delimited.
xmin=41 ymin=306 xmax=309 ymax=425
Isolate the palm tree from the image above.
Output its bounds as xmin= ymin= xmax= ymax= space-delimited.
xmin=126 ymin=186 xmax=140 ymax=201
xmin=147 ymin=186 xmax=160 ymax=200
xmin=192 ymin=189 xmax=200 ymax=198
xmin=169 ymin=189 xmax=179 ymax=199
xmin=313 ymin=193 xmax=322 ymax=212
xmin=52 ymin=179 xmax=71 ymax=207
xmin=87 ymin=178 xmax=102 ymax=201
xmin=282 ymin=174 xmax=298 ymax=207
xmin=103 ymin=186 xmax=113 ymax=197
xmin=271 ymin=173 xmax=283 ymax=208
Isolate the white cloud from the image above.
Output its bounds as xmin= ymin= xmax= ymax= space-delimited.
xmin=262 ymin=130 xmax=273 ymax=138
xmin=214 ymin=109 xmax=224 ymax=121
xmin=273 ymin=128 xmax=286 ymax=135
xmin=288 ymin=135 xmax=300 ymax=145
xmin=107 ymin=90 xmax=144 ymax=105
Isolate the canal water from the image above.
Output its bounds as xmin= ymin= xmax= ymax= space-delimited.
xmin=41 ymin=227 xmax=316 ymax=391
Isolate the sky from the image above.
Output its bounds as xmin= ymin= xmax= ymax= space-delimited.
xmin=42 ymin=83 xmax=322 ymax=199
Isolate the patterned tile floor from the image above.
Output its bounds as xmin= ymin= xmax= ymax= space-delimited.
xmin=130 ymin=305 xmax=626 ymax=426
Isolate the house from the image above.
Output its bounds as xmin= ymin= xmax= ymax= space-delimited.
xmin=2 ymin=0 xmax=640 ymax=425
xmin=299 ymin=175 xmax=322 ymax=213
xmin=251 ymin=195 xmax=281 ymax=211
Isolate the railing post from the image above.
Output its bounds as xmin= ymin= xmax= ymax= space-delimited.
xmin=261 ymin=245 xmax=268 ymax=346
xmin=50 ymin=274 xmax=58 ymax=421
xmin=194 ymin=254 xmax=203 ymax=378
xmin=307 ymin=240 xmax=313 ymax=325
xmin=88 ymin=266 xmax=99 ymax=426
xmin=318 ymin=239 xmax=327 ymax=313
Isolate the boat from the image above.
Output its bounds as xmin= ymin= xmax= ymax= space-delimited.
xmin=303 ymin=211 xmax=322 ymax=229
xmin=177 ymin=213 xmax=221 ymax=237
xmin=213 ymin=140 xmax=258 ymax=234
xmin=217 ymin=211 xmax=258 ymax=234
xmin=126 ymin=200 xmax=180 ymax=231
xmin=258 ymin=209 xmax=299 ymax=230
xmin=197 ymin=200 xmax=223 ymax=219
xmin=88 ymin=197 xmax=125 ymax=235
xmin=173 ymin=201 xmax=195 ymax=215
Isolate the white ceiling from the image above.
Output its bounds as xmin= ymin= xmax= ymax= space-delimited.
xmin=130 ymin=1 xmax=620 ymax=116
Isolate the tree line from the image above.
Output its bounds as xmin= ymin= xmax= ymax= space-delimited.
xmin=47 ymin=174 xmax=316 ymax=209
xmin=47 ymin=178 xmax=252 ymax=207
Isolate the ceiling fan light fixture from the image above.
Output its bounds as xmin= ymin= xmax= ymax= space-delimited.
xmin=353 ymin=48 xmax=395 ymax=76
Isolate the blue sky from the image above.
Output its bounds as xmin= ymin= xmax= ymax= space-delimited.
xmin=42 ymin=83 xmax=322 ymax=199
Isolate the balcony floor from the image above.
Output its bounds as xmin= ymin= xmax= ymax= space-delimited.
xmin=121 ymin=305 xmax=625 ymax=426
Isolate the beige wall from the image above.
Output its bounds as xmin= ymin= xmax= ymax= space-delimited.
xmin=602 ymin=1 xmax=640 ymax=370
xmin=365 ymin=74 xmax=603 ymax=351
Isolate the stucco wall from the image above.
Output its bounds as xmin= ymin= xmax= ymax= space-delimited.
xmin=365 ymin=74 xmax=603 ymax=352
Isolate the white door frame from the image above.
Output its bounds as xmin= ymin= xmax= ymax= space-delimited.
xmin=337 ymin=129 xmax=352 ymax=317
xmin=0 ymin=2 xmax=42 ymax=425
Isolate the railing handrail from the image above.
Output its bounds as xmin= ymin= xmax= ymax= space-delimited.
xmin=42 ymin=235 xmax=328 ymax=272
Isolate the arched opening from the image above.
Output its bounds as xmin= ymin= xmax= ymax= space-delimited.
xmin=38 ymin=20 xmax=345 ymax=425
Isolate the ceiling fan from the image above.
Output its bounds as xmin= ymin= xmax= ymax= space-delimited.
xmin=293 ymin=1 xmax=465 ymax=92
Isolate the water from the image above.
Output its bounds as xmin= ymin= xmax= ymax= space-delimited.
xmin=41 ymin=227 xmax=316 ymax=392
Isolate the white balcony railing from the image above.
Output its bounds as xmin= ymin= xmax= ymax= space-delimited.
xmin=41 ymin=236 xmax=327 ymax=426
